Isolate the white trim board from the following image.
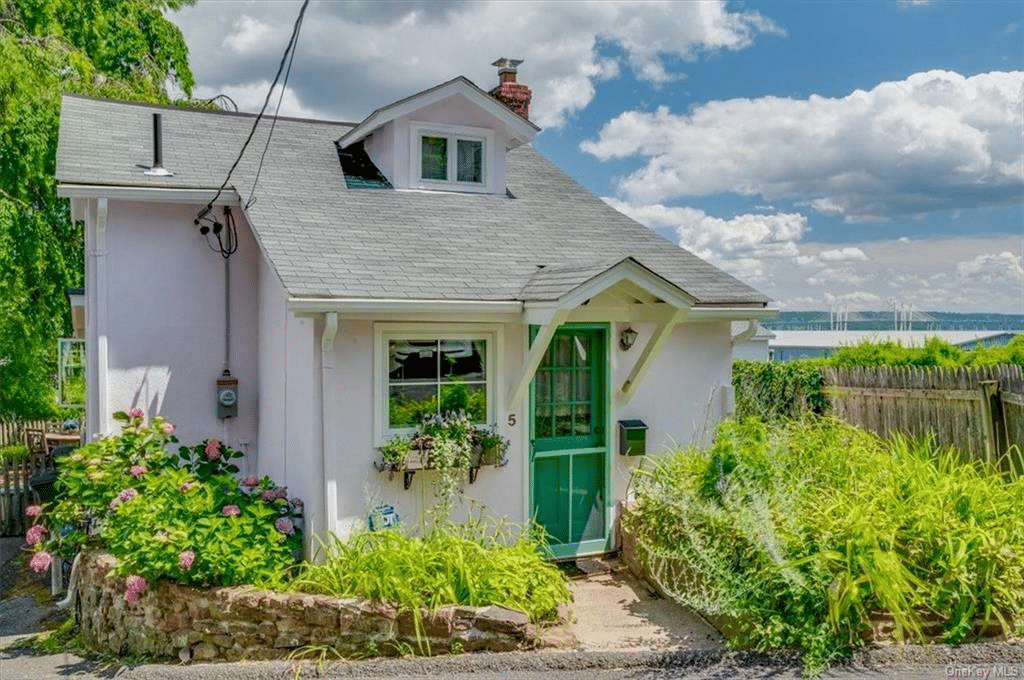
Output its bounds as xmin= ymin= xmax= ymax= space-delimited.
xmin=58 ymin=184 xmax=240 ymax=205
xmin=337 ymin=76 xmax=539 ymax=151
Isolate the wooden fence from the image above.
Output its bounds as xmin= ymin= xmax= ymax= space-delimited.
xmin=0 ymin=419 xmax=67 ymax=537
xmin=823 ymin=364 xmax=1023 ymax=472
xmin=1 ymin=453 xmax=54 ymax=537
xmin=0 ymin=419 xmax=57 ymax=447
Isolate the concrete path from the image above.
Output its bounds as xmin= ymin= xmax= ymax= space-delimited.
xmin=566 ymin=565 xmax=723 ymax=652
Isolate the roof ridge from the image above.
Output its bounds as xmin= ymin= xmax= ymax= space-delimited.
xmin=61 ymin=93 xmax=358 ymax=127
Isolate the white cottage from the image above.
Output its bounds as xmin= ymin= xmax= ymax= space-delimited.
xmin=56 ymin=63 xmax=774 ymax=559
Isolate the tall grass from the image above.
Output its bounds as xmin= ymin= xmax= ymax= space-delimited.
xmin=290 ymin=518 xmax=571 ymax=625
xmin=629 ymin=418 xmax=1024 ymax=673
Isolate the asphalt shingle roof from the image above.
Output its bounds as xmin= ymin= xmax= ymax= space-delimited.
xmin=56 ymin=94 xmax=769 ymax=307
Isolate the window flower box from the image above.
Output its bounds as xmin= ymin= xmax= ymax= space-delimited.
xmin=375 ymin=414 xmax=509 ymax=488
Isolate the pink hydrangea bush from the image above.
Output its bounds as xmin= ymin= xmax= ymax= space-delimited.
xmin=29 ymin=551 xmax=52 ymax=572
xmin=25 ymin=523 xmax=45 ymax=546
xmin=124 ymin=574 xmax=147 ymax=604
xmin=26 ymin=410 xmax=304 ymax=592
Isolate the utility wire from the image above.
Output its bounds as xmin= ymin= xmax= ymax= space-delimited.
xmin=195 ymin=0 xmax=311 ymax=255
xmin=246 ymin=6 xmax=304 ymax=209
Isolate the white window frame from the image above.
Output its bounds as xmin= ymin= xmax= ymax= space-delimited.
xmin=374 ymin=322 xmax=502 ymax=445
xmin=409 ymin=122 xmax=495 ymax=194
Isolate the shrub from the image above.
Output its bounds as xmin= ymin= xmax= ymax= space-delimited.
xmin=0 ymin=443 xmax=29 ymax=463
xmin=629 ymin=417 xmax=1024 ymax=674
xmin=291 ymin=518 xmax=570 ymax=626
xmin=25 ymin=409 xmax=303 ymax=596
xmin=732 ymin=359 xmax=828 ymax=421
xmin=826 ymin=335 xmax=1024 ymax=368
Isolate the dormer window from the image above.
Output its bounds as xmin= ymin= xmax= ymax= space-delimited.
xmin=410 ymin=122 xmax=494 ymax=193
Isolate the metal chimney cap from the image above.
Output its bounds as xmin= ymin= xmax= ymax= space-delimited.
xmin=491 ymin=57 xmax=524 ymax=72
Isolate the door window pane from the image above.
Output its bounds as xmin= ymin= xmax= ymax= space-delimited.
xmin=554 ymin=335 xmax=572 ymax=367
xmin=575 ymin=370 xmax=590 ymax=401
xmin=421 ymin=136 xmax=448 ymax=180
xmin=456 ymin=139 xmax=483 ymax=183
xmin=554 ymin=370 xmax=571 ymax=402
xmin=534 ymin=404 xmax=553 ymax=439
xmin=554 ymin=404 xmax=573 ymax=437
xmin=573 ymin=403 xmax=592 ymax=435
xmin=535 ymin=369 xmax=551 ymax=403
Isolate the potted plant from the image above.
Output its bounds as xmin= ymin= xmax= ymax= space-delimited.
xmin=472 ymin=424 xmax=509 ymax=467
xmin=377 ymin=412 xmax=507 ymax=485
xmin=378 ymin=434 xmax=411 ymax=472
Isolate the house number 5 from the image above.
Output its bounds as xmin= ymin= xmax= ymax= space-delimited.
xmin=507 ymin=414 xmax=517 ymax=427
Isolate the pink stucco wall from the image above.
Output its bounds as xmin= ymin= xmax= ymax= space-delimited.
xmin=319 ymin=318 xmax=732 ymax=547
xmin=91 ymin=198 xmax=734 ymax=555
xmin=101 ymin=200 xmax=259 ymax=458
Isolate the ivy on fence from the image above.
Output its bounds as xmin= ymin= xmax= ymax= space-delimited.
xmin=732 ymin=360 xmax=829 ymax=422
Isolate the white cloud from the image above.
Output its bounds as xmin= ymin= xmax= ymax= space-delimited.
xmin=819 ymin=247 xmax=869 ymax=262
xmin=605 ymin=199 xmax=806 ymax=270
xmin=193 ymin=82 xmax=328 ymax=120
xmin=222 ymin=15 xmax=283 ymax=55
xmin=797 ymin=246 xmax=870 ymax=268
xmin=582 ymin=70 xmax=1024 ymax=220
xmin=806 ymin=267 xmax=871 ymax=287
xmin=173 ymin=1 xmax=780 ymax=128
xmin=823 ymin=291 xmax=882 ymax=305
xmin=956 ymin=251 xmax=1024 ymax=284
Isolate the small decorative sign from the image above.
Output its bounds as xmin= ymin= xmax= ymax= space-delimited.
xmin=368 ymin=504 xmax=400 ymax=531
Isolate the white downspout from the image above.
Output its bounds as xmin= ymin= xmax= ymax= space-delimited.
xmin=731 ymin=319 xmax=758 ymax=345
xmin=317 ymin=312 xmax=339 ymax=557
xmin=93 ymin=198 xmax=109 ymax=437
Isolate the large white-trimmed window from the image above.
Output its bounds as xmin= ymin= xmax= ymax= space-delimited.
xmin=409 ymin=122 xmax=495 ymax=193
xmin=375 ymin=324 xmax=500 ymax=443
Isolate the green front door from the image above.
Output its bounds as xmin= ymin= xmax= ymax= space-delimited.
xmin=530 ymin=325 xmax=609 ymax=558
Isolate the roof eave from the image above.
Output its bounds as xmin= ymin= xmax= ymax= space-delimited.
xmin=57 ymin=183 xmax=240 ymax=205
xmin=688 ymin=306 xmax=778 ymax=321
xmin=289 ymin=297 xmax=524 ymax=321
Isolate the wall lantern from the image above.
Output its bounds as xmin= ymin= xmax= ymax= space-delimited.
xmin=619 ymin=326 xmax=638 ymax=351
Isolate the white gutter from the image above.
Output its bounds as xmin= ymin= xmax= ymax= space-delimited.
xmin=290 ymin=297 xmax=523 ymax=316
xmin=318 ymin=312 xmax=339 ymax=551
xmin=58 ymin=183 xmax=239 ymax=205
xmin=289 ymin=298 xmax=776 ymax=321
xmin=688 ymin=306 xmax=779 ymax=321
xmin=731 ymin=320 xmax=759 ymax=345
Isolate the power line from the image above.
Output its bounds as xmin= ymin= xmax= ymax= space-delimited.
xmin=245 ymin=6 xmax=305 ymax=210
xmin=195 ymin=0 xmax=311 ymax=256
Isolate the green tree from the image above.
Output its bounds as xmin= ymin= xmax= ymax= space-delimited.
xmin=0 ymin=0 xmax=194 ymax=418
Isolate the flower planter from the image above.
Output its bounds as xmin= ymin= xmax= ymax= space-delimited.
xmin=474 ymin=444 xmax=506 ymax=468
xmin=376 ymin=445 xmax=506 ymax=489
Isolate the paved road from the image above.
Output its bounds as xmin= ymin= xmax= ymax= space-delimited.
xmin=3 ymin=646 xmax=1024 ymax=680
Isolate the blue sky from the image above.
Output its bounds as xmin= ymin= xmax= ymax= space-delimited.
xmin=171 ymin=1 xmax=1023 ymax=312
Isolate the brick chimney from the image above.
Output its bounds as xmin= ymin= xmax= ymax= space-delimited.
xmin=489 ymin=58 xmax=531 ymax=120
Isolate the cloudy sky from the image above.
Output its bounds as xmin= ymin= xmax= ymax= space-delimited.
xmin=170 ymin=0 xmax=1023 ymax=313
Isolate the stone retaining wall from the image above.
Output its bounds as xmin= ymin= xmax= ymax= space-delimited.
xmin=76 ymin=551 xmax=537 ymax=662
